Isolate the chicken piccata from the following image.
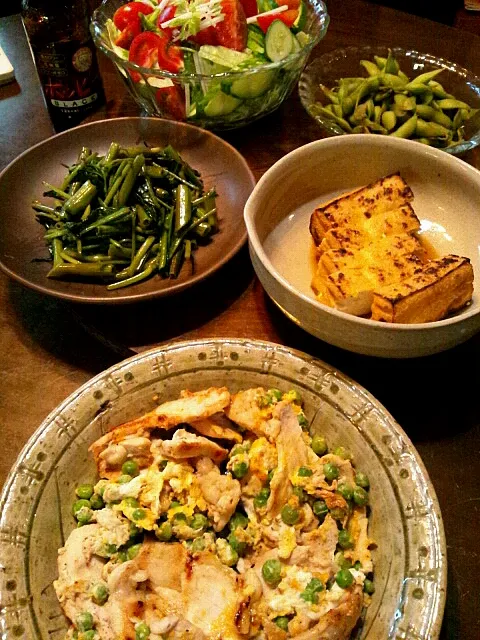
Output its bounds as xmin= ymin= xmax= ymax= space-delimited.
xmin=54 ymin=386 xmax=375 ymax=640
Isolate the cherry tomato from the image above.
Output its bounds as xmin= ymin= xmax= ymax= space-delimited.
xmin=113 ymin=2 xmax=154 ymax=31
xmin=156 ymin=86 xmax=186 ymax=120
xmin=215 ymin=0 xmax=247 ymax=51
xmin=239 ymin=0 xmax=258 ymax=18
xmin=115 ymin=22 xmax=141 ymax=49
xmin=188 ymin=26 xmax=218 ymax=46
xmin=158 ymin=36 xmax=183 ymax=73
xmin=128 ymin=31 xmax=163 ymax=81
xmin=256 ymin=8 xmax=297 ymax=32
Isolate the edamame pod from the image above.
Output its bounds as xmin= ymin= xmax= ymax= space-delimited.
xmin=390 ymin=114 xmax=417 ymax=138
xmin=381 ymin=110 xmax=397 ymax=131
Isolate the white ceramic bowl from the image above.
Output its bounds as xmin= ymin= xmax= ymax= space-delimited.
xmin=244 ymin=135 xmax=480 ymax=358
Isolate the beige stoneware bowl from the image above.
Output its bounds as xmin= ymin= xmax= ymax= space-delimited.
xmin=244 ymin=135 xmax=480 ymax=358
xmin=0 ymin=340 xmax=446 ymax=638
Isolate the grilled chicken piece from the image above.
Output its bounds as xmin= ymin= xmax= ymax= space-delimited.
xmin=182 ymin=552 xmax=247 ymax=640
xmin=90 ymin=387 xmax=231 ymax=476
xmin=266 ymin=403 xmax=311 ymax=519
xmin=190 ymin=415 xmax=243 ymax=443
xmin=226 ymin=388 xmax=281 ymax=441
xmin=152 ymin=429 xmax=229 ymax=464
xmin=309 ymin=173 xmax=414 ymax=244
xmin=371 ymin=254 xmax=474 ymax=323
xmin=313 ymin=253 xmax=423 ymax=316
xmin=318 ymin=233 xmax=424 ymax=277
xmin=292 ymin=585 xmax=363 ymax=640
xmin=292 ymin=515 xmax=338 ymax=579
xmin=97 ymin=435 xmax=153 ymax=480
xmin=196 ymin=457 xmax=241 ymax=530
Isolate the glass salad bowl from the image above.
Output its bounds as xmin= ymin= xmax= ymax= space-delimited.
xmin=91 ymin=0 xmax=329 ymax=130
xmin=298 ymin=45 xmax=480 ymax=155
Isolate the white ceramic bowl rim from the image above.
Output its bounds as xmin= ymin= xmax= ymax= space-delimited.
xmin=244 ymin=134 xmax=480 ymax=332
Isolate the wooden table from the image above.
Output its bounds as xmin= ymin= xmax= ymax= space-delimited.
xmin=1 ymin=2 xmax=480 ymax=637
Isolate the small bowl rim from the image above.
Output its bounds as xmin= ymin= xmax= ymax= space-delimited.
xmin=91 ymin=0 xmax=330 ymax=80
xmin=298 ymin=44 xmax=480 ymax=156
xmin=244 ymin=133 xmax=480 ymax=332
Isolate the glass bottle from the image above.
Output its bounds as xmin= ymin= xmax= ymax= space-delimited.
xmin=21 ymin=0 xmax=105 ymax=132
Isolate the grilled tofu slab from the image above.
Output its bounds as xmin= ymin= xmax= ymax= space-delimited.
xmin=371 ymin=255 xmax=474 ymax=323
xmin=310 ymin=173 xmax=415 ymax=245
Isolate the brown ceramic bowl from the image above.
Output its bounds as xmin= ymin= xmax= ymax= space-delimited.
xmin=0 ymin=117 xmax=255 ymax=304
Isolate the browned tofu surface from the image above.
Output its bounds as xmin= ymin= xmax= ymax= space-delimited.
xmin=371 ymin=255 xmax=474 ymax=323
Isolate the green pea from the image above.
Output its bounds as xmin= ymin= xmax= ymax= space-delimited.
xmin=334 ymin=551 xmax=352 ymax=570
xmin=297 ymin=413 xmax=309 ymax=430
xmin=298 ymin=466 xmax=312 ymax=477
xmin=156 ymin=521 xmax=172 ymax=541
xmin=231 ymin=445 xmax=246 ymax=456
xmin=311 ymin=435 xmax=328 ymax=456
xmin=254 ymin=487 xmax=270 ymax=509
xmin=330 ymin=507 xmax=346 ymax=520
xmin=76 ymin=507 xmax=93 ymax=525
xmin=300 ymin=577 xmax=324 ymax=603
xmin=104 ymin=543 xmax=117 ymax=556
xmin=257 ymin=394 xmax=273 ymax=408
xmin=354 ymin=560 xmax=362 ymax=570
xmin=82 ymin=631 xmax=96 ymax=640
xmin=117 ymin=474 xmax=132 ymax=484
xmin=281 ymin=504 xmax=299 ymax=525
xmin=127 ymin=543 xmax=142 ymax=560
xmin=129 ymin=522 xmax=142 ymax=538
xmin=353 ymin=487 xmax=369 ymax=507
xmin=364 ymin=578 xmax=375 ymax=594
xmin=89 ymin=494 xmax=104 ymax=510
xmin=122 ymin=460 xmax=139 ymax=477
xmin=274 ymin=616 xmax=289 ymax=631
xmin=91 ymin=583 xmax=109 ymax=606
xmin=124 ymin=497 xmax=140 ymax=508
xmin=135 ymin=622 xmax=150 ymax=640
xmin=269 ymin=388 xmax=283 ymax=401
xmin=233 ymin=462 xmax=249 ymax=479
xmin=333 ymin=446 xmax=351 ymax=460
xmin=76 ymin=611 xmax=94 ymax=632
xmin=266 ymin=469 xmax=275 ymax=485
xmin=323 ymin=463 xmax=339 ymax=482
xmin=72 ymin=499 xmax=90 ymax=517
xmin=313 ymin=500 xmax=328 ymax=521
xmin=173 ymin=512 xmax=187 ymax=522
xmin=228 ymin=533 xmax=247 ymax=556
xmin=229 ymin=512 xmax=249 ymax=530
xmin=355 ymin=472 xmax=370 ymax=490
xmin=76 ymin=484 xmax=94 ymax=500
xmin=117 ymin=550 xmax=128 ymax=562
xmin=336 ymin=568 xmax=354 ymax=589
xmin=338 ymin=529 xmax=354 ymax=549
xmin=191 ymin=513 xmax=208 ymax=530
xmin=337 ymin=483 xmax=354 ymax=501
xmin=158 ymin=460 xmax=168 ymax=471
xmin=293 ymin=486 xmax=307 ymax=503
xmin=132 ymin=508 xmax=146 ymax=521
xmin=170 ymin=501 xmax=181 ymax=509
xmin=191 ymin=537 xmax=206 ymax=552
xmin=262 ymin=559 xmax=282 ymax=587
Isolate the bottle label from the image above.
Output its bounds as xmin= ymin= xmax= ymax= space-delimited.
xmin=51 ymin=92 xmax=98 ymax=108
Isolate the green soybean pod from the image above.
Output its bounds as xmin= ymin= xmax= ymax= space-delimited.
xmin=374 ymin=55 xmax=387 ymax=70
xmin=415 ymin=118 xmax=450 ymax=138
xmin=428 ymin=81 xmax=454 ymax=99
xmin=431 ymin=110 xmax=452 ymax=128
xmin=384 ymin=50 xmax=399 ymax=75
xmin=320 ymin=84 xmax=339 ymax=104
xmin=381 ymin=73 xmax=406 ymax=91
xmin=411 ymin=68 xmax=444 ymax=85
xmin=416 ymin=104 xmax=436 ymax=120
xmin=373 ymin=105 xmax=383 ymax=124
xmin=381 ymin=110 xmax=397 ymax=131
xmin=360 ymin=59 xmax=380 ymax=76
xmin=390 ymin=114 xmax=417 ymax=138
xmin=403 ymin=81 xmax=431 ymax=96
xmin=436 ymin=98 xmax=471 ymax=110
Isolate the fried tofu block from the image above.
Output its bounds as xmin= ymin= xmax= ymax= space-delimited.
xmin=310 ymin=173 xmax=414 ymax=244
xmin=313 ymin=253 xmax=422 ymax=316
xmin=318 ymin=233 xmax=425 ymax=277
xmin=371 ymin=255 xmax=474 ymax=323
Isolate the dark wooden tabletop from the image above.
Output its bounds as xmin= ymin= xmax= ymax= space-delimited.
xmin=1 ymin=2 xmax=480 ymax=638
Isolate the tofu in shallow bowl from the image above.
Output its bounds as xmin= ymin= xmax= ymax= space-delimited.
xmin=244 ymin=134 xmax=480 ymax=358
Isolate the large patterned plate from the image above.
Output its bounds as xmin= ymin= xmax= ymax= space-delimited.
xmin=0 ymin=339 xmax=446 ymax=638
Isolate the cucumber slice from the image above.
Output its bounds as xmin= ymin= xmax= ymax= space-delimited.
xmin=204 ymin=92 xmax=242 ymax=117
xmin=230 ymin=69 xmax=275 ymax=99
xmin=265 ymin=20 xmax=294 ymax=62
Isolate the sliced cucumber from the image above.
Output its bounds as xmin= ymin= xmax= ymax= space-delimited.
xmin=204 ymin=92 xmax=243 ymax=117
xmin=230 ymin=70 xmax=275 ymax=99
xmin=291 ymin=34 xmax=301 ymax=53
xmin=295 ymin=30 xmax=311 ymax=48
xmin=265 ymin=20 xmax=295 ymax=62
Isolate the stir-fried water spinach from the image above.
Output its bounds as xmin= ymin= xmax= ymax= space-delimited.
xmin=32 ymin=142 xmax=218 ymax=289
